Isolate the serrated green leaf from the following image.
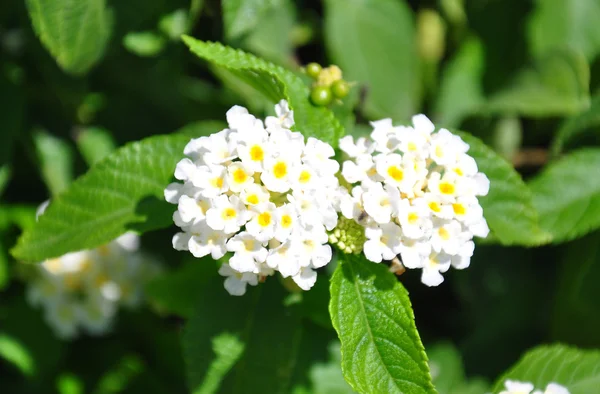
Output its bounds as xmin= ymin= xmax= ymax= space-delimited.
xmin=529 ymin=148 xmax=600 ymax=243
xmin=484 ymin=49 xmax=590 ymax=117
xmin=324 ymin=0 xmax=418 ymax=121
xmin=181 ymin=37 xmax=345 ymax=147
xmin=123 ymin=31 xmax=166 ymax=57
xmin=222 ymin=0 xmax=282 ymax=40
xmin=528 ymin=0 xmax=600 ymax=61
xmin=25 ymin=0 xmax=112 ymax=75
xmin=551 ymin=93 xmax=600 ymax=155
xmin=433 ymin=37 xmax=484 ymax=128
xmin=33 ymin=131 xmax=75 ymax=196
xmin=492 ymin=345 xmax=600 ymax=394
xmin=11 ymin=134 xmax=189 ymax=262
xmin=183 ymin=279 xmax=302 ymax=394
xmin=329 ymin=254 xmax=435 ymax=394
xmin=457 ymin=132 xmax=551 ymax=246
xmin=75 ymin=127 xmax=116 ymax=167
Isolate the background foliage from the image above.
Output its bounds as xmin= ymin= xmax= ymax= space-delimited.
xmin=1 ymin=0 xmax=600 ymax=393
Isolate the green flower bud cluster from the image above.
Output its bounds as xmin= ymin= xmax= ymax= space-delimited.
xmin=328 ymin=217 xmax=366 ymax=255
xmin=303 ymin=62 xmax=351 ymax=106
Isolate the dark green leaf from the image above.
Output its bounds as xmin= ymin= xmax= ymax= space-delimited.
xmin=324 ymin=0 xmax=419 ymax=121
xmin=551 ymin=93 xmax=600 ymax=155
xmin=176 ymin=120 xmax=228 ymax=139
xmin=329 ymin=253 xmax=435 ymax=394
xmin=529 ymin=148 xmax=600 ymax=243
xmin=12 ymin=134 xmax=189 ymax=262
xmin=25 ymin=0 xmax=113 ymax=75
xmin=222 ymin=0 xmax=283 ymax=40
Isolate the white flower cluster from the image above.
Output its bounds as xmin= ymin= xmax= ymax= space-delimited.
xmin=165 ymin=101 xmax=341 ymax=296
xmin=27 ymin=233 xmax=160 ymax=339
xmin=499 ymin=380 xmax=569 ymax=394
xmin=338 ymin=115 xmax=490 ymax=286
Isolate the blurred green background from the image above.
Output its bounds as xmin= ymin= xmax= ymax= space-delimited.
xmin=1 ymin=0 xmax=600 ymax=393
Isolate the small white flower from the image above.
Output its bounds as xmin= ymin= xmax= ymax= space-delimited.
xmin=339 ymin=135 xmax=373 ymax=158
xmin=421 ymin=251 xmax=452 ymax=287
xmin=227 ymin=232 xmax=268 ymax=273
xmin=363 ymin=224 xmax=402 ymax=263
xmin=396 ymin=199 xmax=432 ymax=239
xmin=206 ymin=195 xmax=249 ymax=234
xmin=430 ymin=220 xmax=464 ymax=255
xmin=218 ymin=263 xmax=259 ymax=296
xmin=265 ymin=99 xmax=295 ymax=130
xmin=261 ymin=154 xmax=299 ymax=193
xmin=266 ymin=240 xmax=300 ymax=277
xmin=375 ymin=153 xmax=416 ymax=194
xmin=240 ymin=183 xmax=270 ymax=206
xmin=292 ymin=267 xmax=318 ymax=290
xmin=500 ymin=380 xmax=535 ymax=394
xmin=195 ymin=165 xmax=228 ymax=197
xmin=188 ymin=226 xmax=228 ymax=260
xmin=541 ymin=383 xmax=570 ymax=394
xmin=362 ymin=183 xmax=400 ymax=224
xmin=245 ymin=202 xmax=277 ymax=242
xmin=303 ymin=137 xmax=340 ymax=176
xmin=177 ymin=195 xmax=211 ymax=225
xmin=274 ymin=204 xmax=298 ymax=242
xmin=226 ymin=161 xmax=254 ymax=193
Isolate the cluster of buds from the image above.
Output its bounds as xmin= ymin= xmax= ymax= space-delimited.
xmin=304 ymin=63 xmax=351 ymax=106
xmin=26 ymin=233 xmax=160 ymax=339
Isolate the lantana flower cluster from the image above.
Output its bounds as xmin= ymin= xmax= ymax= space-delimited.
xmin=27 ymin=233 xmax=160 ymax=339
xmin=499 ymin=380 xmax=569 ymax=394
xmin=337 ymin=115 xmax=490 ymax=286
xmin=165 ymin=101 xmax=340 ymax=296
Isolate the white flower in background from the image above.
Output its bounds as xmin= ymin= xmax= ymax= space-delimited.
xmin=166 ymin=100 xmax=341 ymax=296
xmin=26 ymin=232 xmax=160 ymax=340
xmin=338 ymin=115 xmax=489 ymax=287
xmin=498 ymin=380 xmax=570 ymax=394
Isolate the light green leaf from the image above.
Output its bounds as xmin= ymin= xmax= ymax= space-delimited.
xmin=11 ymin=134 xmax=189 ymax=262
xmin=529 ymin=148 xmax=600 ymax=243
xmin=551 ymin=93 xmax=600 ymax=155
xmin=324 ymin=0 xmax=419 ymax=121
xmin=159 ymin=9 xmax=189 ymax=40
xmin=0 ymin=241 xmax=7 ymax=290
xmin=25 ymin=0 xmax=112 ymax=75
xmin=76 ymin=127 xmax=116 ymax=167
xmin=183 ymin=279 xmax=302 ymax=394
xmin=192 ymin=333 xmax=245 ymax=394
xmin=0 ymin=333 xmax=35 ymax=376
xmin=0 ymin=166 xmax=10 ymax=199
xmin=457 ymin=132 xmax=551 ymax=246
xmin=528 ymin=0 xmax=600 ymax=61
xmin=329 ymin=254 xmax=435 ymax=394
xmin=33 ymin=131 xmax=75 ymax=196
xmin=222 ymin=0 xmax=282 ymax=40
xmin=433 ymin=37 xmax=484 ymax=128
xmin=309 ymin=342 xmax=356 ymax=394
xmin=428 ymin=342 xmax=489 ymax=394
xmin=123 ymin=31 xmax=166 ymax=57
xmin=484 ymin=49 xmax=590 ymax=117
xmin=492 ymin=345 xmax=600 ymax=394
xmin=182 ymin=37 xmax=345 ymax=146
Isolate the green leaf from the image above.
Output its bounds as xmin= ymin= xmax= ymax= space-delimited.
xmin=484 ymin=49 xmax=590 ymax=117
xmin=0 ymin=333 xmax=35 ymax=376
xmin=183 ymin=279 xmax=302 ymax=394
xmin=529 ymin=148 xmax=600 ymax=243
xmin=433 ymin=37 xmax=484 ymax=128
xmin=182 ymin=37 xmax=345 ymax=146
xmin=457 ymin=132 xmax=551 ymax=246
xmin=146 ymin=258 xmax=219 ymax=318
xmin=551 ymin=93 xmax=600 ymax=155
xmin=192 ymin=333 xmax=245 ymax=394
xmin=309 ymin=342 xmax=355 ymax=394
xmin=329 ymin=254 xmax=435 ymax=394
xmin=492 ymin=345 xmax=600 ymax=394
xmin=123 ymin=31 xmax=166 ymax=57
xmin=324 ymin=0 xmax=418 ymax=121
xmin=11 ymin=134 xmax=189 ymax=262
xmin=427 ymin=342 xmax=489 ymax=394
xmin=75 ymin=127 xmax=116 ymax=167
xmin=528 ymin=0 xmax=600 ymax=61
xmin=222 ymin=0 xmax=283 ymax=40
xmin=25 ymin=0 xmax=113 ymax=75
xmin=33 ymin=131 xmax=75 ymax=196
xmin=551 ymin=232 xmax=600 ymax=347
xmin=159 ymin=9 xmax=189 ymax=40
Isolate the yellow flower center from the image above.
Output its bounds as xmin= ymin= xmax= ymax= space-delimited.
xmin=211 ymin=177 xmax=224 ymax=188
xmin=428 ymin=201 xmax=441 ymax=213
xmin=299 ymin=170 xmax=311 ymax=183
xmin=435 ymin=145 xmax=444 ymax=158
xmin=257 ymin=212 xmax=272 ymax=227
xmin=439 ymin=182 xmax=455 ymax=195
xmin=273 ymin=162 xmax=287 ymax=179
xmin=249 ymin=145 xmax=264 ymax=161
xmin=247 ymin=194 xmax=259 ymax=205
xmin=453 ymin=203 xmax=466 ymax=215
xmin=197 ymin=200 xmax=210 ymax=214
xmin=454 ymin=167 xmax=464 ymax=176
xmin=244 ymin=239 xmax=256 ymax=251
xmin=222 ymin=208 xmax=237 ymax=220
xmin=408 ymin=212 xmax=419 ymax=224
xmin=233 ymin=168 xmax=248 ymax=184
xmin=281 ymin=214 xmax=293 ymax=228
xmin=439 ymin=227 xmax=450 ymax=240
xmin=408 ymin=142 xmax=417 ymax=151
xmin=387 ymin=165 xmax=404 ymax=182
